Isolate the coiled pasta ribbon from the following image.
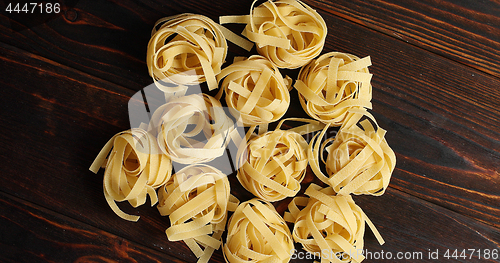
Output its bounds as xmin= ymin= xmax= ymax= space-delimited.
xmin=236 ymin=118 xmax=323 ymax=202
xmin=147 ymin=14 xmax=228 ymax=93
xmin=295 ymin=52 xmax=373 ymax=126
xmin=157 ymin=164 xmax=239 ymax=263
xmin=151 ymin=93 xmax=237 ymax=164
xmin=89 ymin=128 xmax=172 ymax=222
xmin=309 ymin=109 xmax=396 ymax=196
xmin=284 ymin=184 xmax=384 ymax=263
xmin=237 ymin=129 xmax=307 ymax=202
xmin=223 ymin=199 xmax=294 ymax=263
xmin=220 ymin=0 xmax=327 ymax=69
xmin=217 ymin=55 xmax=291 ymax=126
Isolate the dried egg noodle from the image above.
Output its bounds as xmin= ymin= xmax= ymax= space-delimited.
xmin=150 ymin=93 xmax=239 ymax=164
xmin=158 ymin=164 xmax=239 ymax=263
xmin=89 ymin=128 xmax=172 ymax=222
xmin=217 ymin=55 xmax=291 ymax=126
xmin=309 ymin=109 xmax=396 ymax=196
xmin=147 ymin=14 xmax=252 ymax=93
xmin=236 ymin=118 xmax=324 ymax=202
xmin=220 ymin=0 xmax=327 ymax=69
xmin=223 ymin=199 xmax=294 ymax=263
xmin=295 ymin=52 xmax=373 ymax=126
xmin=284 ymin=184 xmax=384 ymax=263
xmin=236 ymin=127 xmax=308 ymax=202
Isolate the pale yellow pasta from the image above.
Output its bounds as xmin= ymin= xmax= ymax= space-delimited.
xmin=150 ymin=93 xmax=236 ymax=164
xmin=308 ymin=109 xmax=396 ymax=196
xmin=157 ymin=164 xmax=239 ymax=263
xmin=220 ymin=0 xmax=327 ymax=69
xmin=217 ymin=55 xmax=290 ymax=126
xmin=223 ymin=199 xmax=294 ymax=263
xmin=89 ymin=128 xmax=172 ymax=222
xmin=295 ymin=52 xmax=373 ymax=127
xmin=236 ymin=127 xmax=308 ymax=202
xmin=147 ymin=14 xmax=228 ymax=92
xmin=284 ymin=184 xmax=384 ymax=263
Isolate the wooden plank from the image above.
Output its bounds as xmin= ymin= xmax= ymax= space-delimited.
xmin=0 ymin=192 xmax=185 ymax=263
xmin=0 ymin=1 xmax=499 ymax=261
xmin=354 ymin=188 xmax=500 ymax=262
xmin=1 ymin=0 xmax=499 ymax=83
xmin=366 ymin=47 xmax=500 ymax=226
xmin=0 ymin=0 xmax=251 ymax=90
xmin=305 ymin=0 xmax=500 ymax=78
xmin=0 ymin=0 xmax=162 ymax=90
xmin=0 ymin=43 xmax=206 ymax=263
xmin=0 ymin=39 xmax=499 ymax=261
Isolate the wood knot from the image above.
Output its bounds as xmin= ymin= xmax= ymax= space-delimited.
xmin=65 ymin=9 xmax=78 ymax=22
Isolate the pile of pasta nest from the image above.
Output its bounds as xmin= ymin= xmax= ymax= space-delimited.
xmin=90 ymin=0 xmax=396 ymax=262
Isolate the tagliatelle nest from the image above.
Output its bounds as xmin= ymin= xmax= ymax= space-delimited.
xmin=285 ymin=184 xmax=384 ymax=263
xmin=146 ymin=14 xmax=228 ymax=92
xmin=237 ymin=127 xmax=308 ymax=202
xmin=89 ymin=128 xmax=172 ymax=222
xmin=325 ymin=111 xmax=396 ymax=196
xmin=309 ymin=109 xmax=396 ymax=196
xmin=217 ymin=55 xmax=291 ymax=126
xmin=295 ymin=52 xmax=373 ymax=127
xmin=223 ymin=199 xmax=294 ymax=263
xmin=151 ymin=93 xmax=236 ymax=164
xmin=157 ymin=164 xmax=239 ymax=263
xmin=221 ymin=0 xmax=327 ymax=69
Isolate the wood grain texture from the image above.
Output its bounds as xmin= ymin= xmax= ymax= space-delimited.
xmin=308 ymin=0 xmax=500 ymax=78
xmin=0 ymin=43 xmax=201 ymax=263
xmin=0 ymin=0 xmax=252 ymax=90
xmin=0 ymin=39 xmax=499 ymax=262
xmin=354 ymin=188 xmax=500 ymax=262
xmin=0 ymin=0 xmax=499 ymax=262
xmin=1 ymin=0 xmax=499 ymax=82
xmin=0 ymin=0 xmax=157 ymax=90
xmin=0 ymin=192 xmax=184 ymax=263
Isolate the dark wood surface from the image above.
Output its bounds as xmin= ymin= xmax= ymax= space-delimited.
xmin=1 ymin=0 xmax=499 ymax=262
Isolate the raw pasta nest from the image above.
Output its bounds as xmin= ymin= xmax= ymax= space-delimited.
xmin=217 ymin=55 xmax=290 ymax=126
xmin=285 ymin=184 xmax=384 ymax=263
xmin=221 ymin=0 xmax=327 ymax=69
xmin=223 ymin=199 xmax=294 ymax=263
xmin=147 ymin=14 xmax=227 ymax=92
xmin=151 ymin=93 xmax=236 ymax=164
xmin=89 ymin=128 xmax=172 ymax=222
xmin=295 ymin=52 xmax=373 ymax=126
xmin=325 ymin=111 xmax=396 ymax=196
xmin=309 ymin=110 xmax=396 ymax=196
xmin=236 ymin=127 xmax=308 ymax=202
xmin=157 ymin=164 xmax=239 ymax=263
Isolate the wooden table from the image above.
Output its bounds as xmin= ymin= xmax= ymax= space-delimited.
xmin=1 ymin=0 xmax=499 ymax=262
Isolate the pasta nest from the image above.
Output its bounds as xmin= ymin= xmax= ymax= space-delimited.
xmin=151 ymin=93 xmax=236 ymax=164
xmin=89 ymin=128 xmax=172 ymax=222
xmin=223 ymin=199 xmax=294 ymax=263
xmin=157 ymin=164 xmax=239 ymax=263
xmin=295 ymin=52 xmax=373 ymax=126
xmin=237 ymin=129 xmax=308 ymax=202
xmin=323 ymin=111 xmax=396 ymax=196
xmin=147 ymin=14 xmax=227 ymax=92
xmin=285 ymin=184 xmax=383 ymax=263
xmin=217 ymin=55 xmax=290 ymax=126
xmin=308 ymin=110 xmax=396 ymax=196
xmin=244 ymin=0 xmax=327 ymax=69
